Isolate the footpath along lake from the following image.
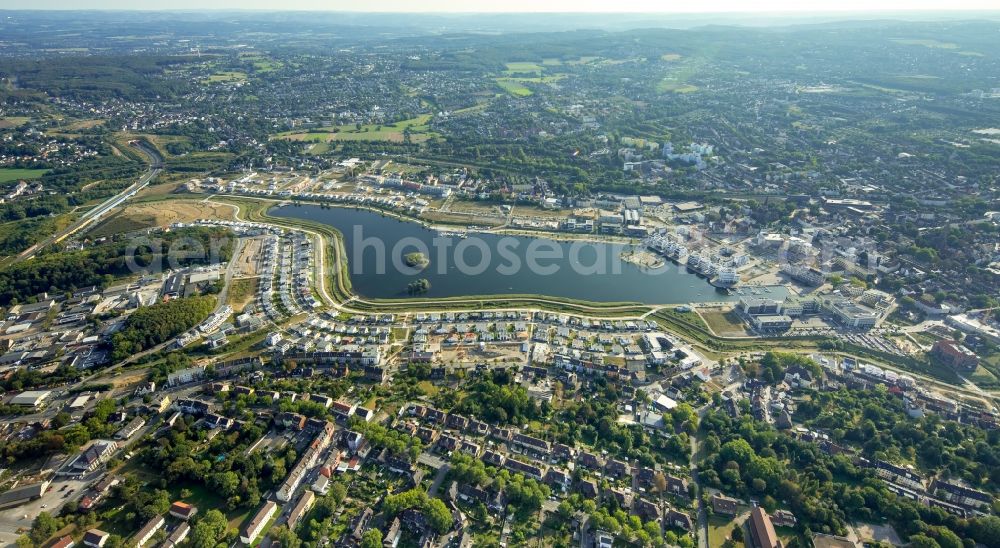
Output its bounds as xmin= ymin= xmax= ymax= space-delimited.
xmin=270 ymin=204 xmax=788 ymax=304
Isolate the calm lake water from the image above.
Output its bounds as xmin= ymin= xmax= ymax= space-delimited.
xmin=270 ymin=204 xmax=787 ymax=304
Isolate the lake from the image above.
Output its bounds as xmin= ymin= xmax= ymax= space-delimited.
xmin=269 ymin=204 xmax=787 ymax=304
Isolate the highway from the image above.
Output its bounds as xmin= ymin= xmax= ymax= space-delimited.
xmin=14 ymin=140 xmax=164 ymax=263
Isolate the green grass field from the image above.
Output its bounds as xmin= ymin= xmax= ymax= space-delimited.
xmin=657 ymin=81 xmax=699 ymax=93
xmin=252 ymin=59 xmax=283 ymax=72
xmin=496 ymin=79 xmax=534 ymax=97
xmin=891 ymin=38 xmax=959 ymax=49
xmin=307 ymin=142 xmax=331 ymax=154
xmin=495 ymin=76 xmax=565 ymax=97
xmin=700 ymin=309 xmax=748 ymax=335
xmin=496 ymin=61 xmax=569 ymax=96
xmin=708 ymin=515 xmax=741 ymax=547
xmin=204 ymin=71 xmax=248 ymax=83
xmin=504 ymin=61 xmax=544 ymax=75
xmin=0 ymin=168 xmax=49 ymax=183
xmin=0 ymin=116 xmax=31 ymax=129
xmin=969 ymin=365 xmax=998 ymax=387
xmin=275 ymin=114 xmax=435 ymax=143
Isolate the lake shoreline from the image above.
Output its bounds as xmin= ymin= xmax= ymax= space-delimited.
xmin=269 ymin=203 xmax=786 ymax=305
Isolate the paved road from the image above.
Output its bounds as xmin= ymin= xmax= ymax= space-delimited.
xmin=214 ymin=236 xmax=245 ymax=310
xmin=220 ymin=196 xmax=339 ymax=310
xmin=14 ymin=141 xmax=163 ymax=263
xmin=692 ymin=403 xmax=716 ymax=548
xmin=427 ymin=463 xmax=451 ymax=497
xmin=205 ymin=193 xmax=1000 ymax=409
xmin=417 ymin=453 xmax=446 ymax=469
xmin=692 ymin=432 xmax=708 ymax=548
xmin=0 ymin=469 xmax=104 ymax=541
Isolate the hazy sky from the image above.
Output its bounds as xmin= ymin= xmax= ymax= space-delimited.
xmin=13 ymin=0 xmax=1000 ymax=11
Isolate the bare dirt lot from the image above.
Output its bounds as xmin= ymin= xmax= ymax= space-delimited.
xmin=227 ymin=278 xmax=259 ymax=313
xmin=438 ymin=343 xmax=527 ymax=366
xmin=233 ymin=236 xmax=263 ymax=278
xmin=853 ymin=523 xmax=902 ymax=546
xmin=511 ymin=205 xmax=576 ymax=220
xmin=89 ymin=368 xmax=149 ymax=391
xmin=89 ymin=200 xmax=236 ymax=237
xmin=698 ymin=306 xmax=750 ymax=336
xmin=420 ymin=210 xmax=505 ymax=227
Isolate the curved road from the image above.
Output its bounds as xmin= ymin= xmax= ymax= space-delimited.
xmin=14 ymin=140 xmax=163 ymax=262
xmin=205 ymin=194 xmax=998 ymax=408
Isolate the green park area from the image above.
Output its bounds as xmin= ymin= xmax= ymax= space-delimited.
xmin=274 ymin=114 xmax=436 ymax=143
xmin=0 ymin=168 xmax=49 ymax=183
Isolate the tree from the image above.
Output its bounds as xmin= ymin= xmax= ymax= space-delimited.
xmin=719 ymin=439 xmax=755 ymax=467
xmin=667 ymin=403 xmax=699 ymax=433
xmin=191 ymin=509 xmax=229 ymax=548
xmin=110 ymin=296 xmax=216 ymax=361
xmin=329 ymin=481 xmax=347 ymax=505
xmin=53 ymin=412 xmax=71 ymax=428
xmin=360 ymin=529 xmax=383 ymax=548
xmin=909 ymin=535 xmax=942 ymax=548
xmin=653 ymin=472 xmax=668 ymax=493
xmin=930 ymin=528 xmax=963 ymax=548
xmin=557 ymin=500 xmax=574 ymax=519
xmin=269 ymin=525 xmax=302 ymax=548
xmin=29 ymin=512 xmax=58 ymax=544
xmin=969 ymin=516 xmax=1000 ymax=547
xmin=424 ymin=498 xmax=453 ymax=534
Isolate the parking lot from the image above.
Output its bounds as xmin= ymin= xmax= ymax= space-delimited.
xmin=0 ymin=471 xmax=100 ymax=539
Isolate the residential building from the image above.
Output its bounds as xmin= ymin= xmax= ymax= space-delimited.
xmin=748 ymin=507 xmax=780 ymax=548
xmin=169 ymin=501 xmax=198 ymax=520
xmin=240 ymin=501 xmax=277 ymax=545
xmin=82 ymin=530 xmax=110 ymax=548
xmin=166 ymin=365 xmax=207 ymax=386
xmin=114 ymin=417 xmax=146 ymax=440
xmin=930 ymin=340 xmax=979 ymax=370
xmin=163 ymin=522 xmax=190 ymax=548
xmin=133 ymin=515 xmax=164 ymax=548
xmin=712 ymin=494 xmax=739 ymax=516
xmin=930 ymin=478 xmax=993 ymax=509
xmin=65 ymin=440 xmax=118 ymax=475
xmin=286 ymin=490 xmax=316 ymax=530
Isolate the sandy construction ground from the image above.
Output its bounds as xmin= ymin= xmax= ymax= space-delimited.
xmin=89 ymin=199 xmax=236 ymax=237
xmin=852 ymin=523 xmax=902 ymax=546
xmin=233 ymin=236 xmax=264 ymax=278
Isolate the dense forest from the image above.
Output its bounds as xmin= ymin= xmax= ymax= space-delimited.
xmin=0 ymin=226 xmax=233 ymax=306
xmin=0 ymin=55 xmax=198 ymax=102
xmin=110 ymin=295 xmax=216 ymax=361
xmin=699 ymin=390 xmax=1000 ymax=547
